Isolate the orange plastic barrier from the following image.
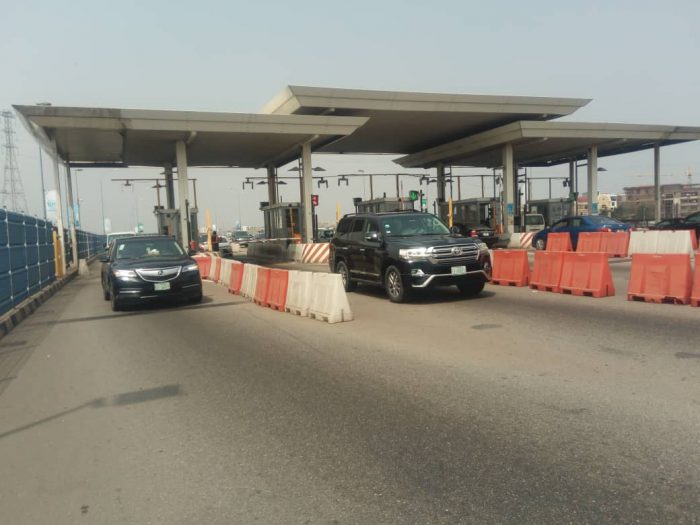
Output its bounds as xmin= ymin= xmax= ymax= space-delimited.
xmin=576 ymin=232 xmax=603 ymax=253
xmin=193 ymin=256 xmax=211 ymax=279
xmin=491 ymin=250 xmax=530 ymax=286
xmin=692 ymin=260 xmax=700 ymax=307
xmin=254 ymin=267 xmax=271 ymax=306
xmin=627 ymin=254 xmax=692 ymax=305
xmin=266 ymin=269 xmax=289 ymax=311
xmin=530 ymin=251 xmax=564 ymax=293
xmin=546 ymin=232 xmax=572 ymax=252
xmin=229 ymin=262 xmax=244 ymax=294
xmin=600 ymin=231 xmax=630 ymax=258
xmin=559 ymin=252 xmax=615 ymax=298
xmin=691 ymin=230 xmax=698 ymax=251
xmin=213 ymin=257 xmax=222 ymax=283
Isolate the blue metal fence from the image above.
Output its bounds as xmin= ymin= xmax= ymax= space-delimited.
xmin=0 ymin=209 xmax=106 ymax=316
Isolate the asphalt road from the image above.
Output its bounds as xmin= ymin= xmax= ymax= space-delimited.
xmin=0 ymin=263 xmax=699 ymax=523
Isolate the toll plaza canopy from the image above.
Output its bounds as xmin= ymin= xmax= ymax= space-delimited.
xmin=13 ymin=105 xmax=368 ymax=168
xmin=12 ymin=84 xmax=700 ymax=249
xmin=260 ymin=85 xmax=590 ymax=154
xmin=395 ymin=120 xmax=700 ymax=169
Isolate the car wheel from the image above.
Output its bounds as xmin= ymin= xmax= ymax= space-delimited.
xmin=535 ymin=238 xmax=546 ymax=250
xmin=336 ymin=260 xmax=357 ymax=292
xmin=385 ymin=265 xmax=410 ymax=303
xmin=110 ymin=286 xmax=122 ymax=312
xmin=457 ymin=280 xmax=485 ymax=297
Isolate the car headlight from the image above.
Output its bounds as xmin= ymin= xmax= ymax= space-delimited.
xmin=113 ymin=269 xmax=137 ymax=279
xmin=399 ymin=247 xmax=431 ymax=260
xmin=183 ymin=263 xmax=199 ymax=272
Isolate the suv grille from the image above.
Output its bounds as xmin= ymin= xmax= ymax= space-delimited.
xmin=428 ymin=244 xmax=479 ymax=264
xmin=135 ymin=267 xmax=181 ymax=282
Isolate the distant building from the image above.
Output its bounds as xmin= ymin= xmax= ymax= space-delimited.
xmin=617 ymin=183 xmax=700 ymax=221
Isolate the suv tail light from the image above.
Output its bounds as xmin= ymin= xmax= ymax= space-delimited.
xmin=597 ymin=227 xmax=612 ymax=232
xmin=470 ymin=230 xmax=478 ymax=237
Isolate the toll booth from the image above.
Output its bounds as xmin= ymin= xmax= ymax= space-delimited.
xmin=154 ymin=206 xmax=199 ymax=244
xmin=438 ymin=198 xmax=502 ymax=230
xmin=261 ymin=202 xmax=302 ymax=241
xmin=354 ymin=197 xmax=415 ymax=214
xmin=527 ymin=199 xmax=570 ymax=226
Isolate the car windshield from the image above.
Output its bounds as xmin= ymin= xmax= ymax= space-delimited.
xmin=586 ymin=216 xmax=623 ymax=225
xmin=235 ymin=231 xmax=251 ymax=238
xmin=115 ymin=238 xmax=185 ymax=260
xmin=381 ymin=214 xmax=450 ymax=237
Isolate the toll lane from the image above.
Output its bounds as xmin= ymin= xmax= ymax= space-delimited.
xmin=0 ymin=267 xmax=698 ymax=523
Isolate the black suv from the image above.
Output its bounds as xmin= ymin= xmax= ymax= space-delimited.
xmin=330 ymin=211 xmax=491 ymax=303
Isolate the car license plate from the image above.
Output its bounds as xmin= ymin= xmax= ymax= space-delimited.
xmin=154 ymin=282 xmax=171 ymax=291
xmin=482 ymin=232 xmax=491 ymax=236
xmin=451 ymin=266 xmax=466 ymax=275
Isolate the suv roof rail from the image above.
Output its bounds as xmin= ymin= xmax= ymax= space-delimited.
xmin=342 ymin=210 xmax=423 ymax=218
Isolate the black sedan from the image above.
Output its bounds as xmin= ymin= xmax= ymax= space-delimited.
xmin=452 ymin=222 xmax=499 ymax=247
xmin=100 ymin=235 xmax=203 ymax=311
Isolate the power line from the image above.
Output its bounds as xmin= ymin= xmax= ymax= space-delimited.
xmin=1 ymin=111 xmax=28 ymax=213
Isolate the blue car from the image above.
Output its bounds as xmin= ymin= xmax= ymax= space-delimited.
xmin=532 ymin=216 xmax=631 ymax=250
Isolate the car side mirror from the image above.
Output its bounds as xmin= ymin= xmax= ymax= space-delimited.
xmin=187 ymin=249 xmax=197 ymax=256
xmin=450 ymin=225 xmax=462 ymax=235
xmin=98 ymin=255 xmax=109 ymax=263
xmin=364 ymin=232 xmax=381 ymax=243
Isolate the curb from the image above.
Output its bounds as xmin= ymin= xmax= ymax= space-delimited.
xmin=0 ymin=267 xmax=79 ymax=341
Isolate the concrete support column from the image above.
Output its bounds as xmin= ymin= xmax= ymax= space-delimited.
xmin=587 ymin=145 xmax=598 ymax=216
xmin=301 ymin=142 xmax=314 ymax=244
xmin=266 ymin=165 xmax=278 ymax=205
xmin=436 ymin=163 xmax=446 ymax=204
xmin=568 ymin=160 xmax=576 ymax=216
xmin=175 ymin=141 xmax=190 ymax=248
xmin=65 ymin=163 xmax=79 ymax=267
xmin=51 ymin=142 xmax=67 ymax=276
xmin=502 ymin=143 xmax=515 ymax=233
xmin=164 ymin=164 xmax=175 ymax=209
xmin=654 ymin=144 xmax=661 ymax=221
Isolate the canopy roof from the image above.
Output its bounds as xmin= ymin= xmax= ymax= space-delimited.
xmin=13 ymin=105 xmax=368 ymax=168
xmin=261 ymin=86 xmax=591 ymax=154
xmin=395 ymin=121 xmax=700 ymax=168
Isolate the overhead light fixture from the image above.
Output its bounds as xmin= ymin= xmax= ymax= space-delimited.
xmin=288 ymin=166 xmax=301 ymax=172
xmin=312 ymin=166 xmax=326 ymax=172
xmin=123 ymin=180 xmax=132 ymax=187
xmin=338 ymin=175 xmax=349 ymax=186
xmin=256 ymin=180 xmax=267 ymax=185
xmin=317 ymin=178 xmax=328 ymax=188
xmin=277 ymin=180 xmax=287 ymax=185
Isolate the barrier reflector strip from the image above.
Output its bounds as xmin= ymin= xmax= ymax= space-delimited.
xmin=301 ymin=243 xmax=330 ymax=264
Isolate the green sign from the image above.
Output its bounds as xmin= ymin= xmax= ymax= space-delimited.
xmin=421 ymin=198 xmax=427 ymax=206
xmin=408 ymin=190 xmax=419 ymax=202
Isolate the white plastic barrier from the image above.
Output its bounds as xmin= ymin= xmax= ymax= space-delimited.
xmin=285 ymin=270 xmax=313 ymax=317
xmin=240 ymin=264 xmax=259 ymax=299
xmin=288 ymin=244 xmax=303 ymax=263
xmin=219 ymin=259 xmax=233 ymax=288
xmin=628 ymin=230 xmax=694 ymax=256
xmin=308 ymin=273 xmax=353 ymax=324
xmin=206 ymin=253 xmax=219 ymax=280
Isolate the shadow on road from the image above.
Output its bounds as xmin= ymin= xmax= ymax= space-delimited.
xmin=351 ymin=283 xmax=496 ymax=304
xmin=0 ymin=384 xmax=182 ymax=440
xmin=23 ymin=299 xmax=246 ymax=327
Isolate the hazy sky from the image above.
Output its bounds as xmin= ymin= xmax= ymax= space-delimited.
xmin=2 ymin=0 xmax=699 ymax=233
